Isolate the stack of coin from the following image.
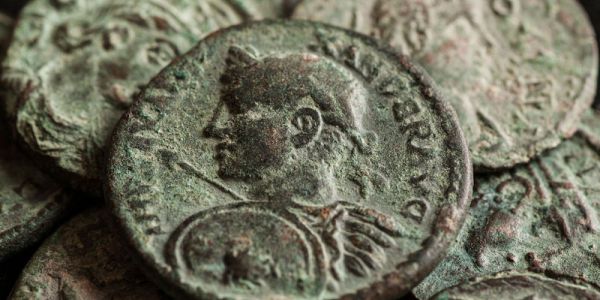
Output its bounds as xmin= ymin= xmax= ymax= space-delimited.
xmin=0 ymin=1 xmax=597 ymax=299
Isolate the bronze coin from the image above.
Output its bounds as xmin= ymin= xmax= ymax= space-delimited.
xmin=432 ymin=271 xmax=600 ymax=300
xmin=293 ymin=0 xmax=599 ymax=170
xmin=9 ymin=209 xmax=168 ymax=300
xmin=106 ymin=20 xmax=472 ymax=299
xmin=1 ymin=0 xmax=273 ymax=194
xmin=414 ymin=109 xmax=600 ymax=298
xmin=0 ymin=13 xmax=74 ymax=262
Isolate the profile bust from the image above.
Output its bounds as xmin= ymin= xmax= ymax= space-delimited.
xmin=168 ymin=47 xmax=401 ymax=296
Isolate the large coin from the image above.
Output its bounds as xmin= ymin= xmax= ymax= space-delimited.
xmin=293 ymin=0 xmax=599 ymax=170
xmin=106 ymin=20 xmax=472 ymax=299
xmin=0 ymin=0 xmax=272 ymax=194
xmin=431 ymin=271 xmax=600 ymax=300
xmin=413 ymin=108 xmax=600 ymax=299
xmin=0 ymin=13 xmax=73 ymax=262
xmin=9 ymin=209 xmax=168 ymax=299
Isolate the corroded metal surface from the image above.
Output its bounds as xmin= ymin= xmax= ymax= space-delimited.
xmin=414 ymin=109 xmax=600 ymax=299
xmin=294 ymin=0 xmax=599 ymax=170
xmin=432 ymin=271 xmax=600 ymax=300
xmin=1 ymin=0 xmax=274 ymax=194
xmin=0 ymin=13 xmax=74 ymax=262
xmin=9 ymin=209 xmax=168 ymax=300
xmin=106 ymin=20 xmax=472 ymax=299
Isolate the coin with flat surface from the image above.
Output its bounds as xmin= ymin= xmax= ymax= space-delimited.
xmin=294 ymin=0 xmax=599 ymax=170
xmin=1 ymin=0 xmax=271 ymax=194
xmin=9 ymin=209 xmax=168 ymax=300
xmin=106 ymin=20 xmax=472 ymax=300
xmin=0 ymin=14 xmax=73 ymax=262
xmin=414 ymin=109 xmax=600 ymax=299
xmin=432 ymin=271 xmax=600 ymax=300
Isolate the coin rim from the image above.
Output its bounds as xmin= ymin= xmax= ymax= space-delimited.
xmin=105 ymin=20 xmax=473 ymax=300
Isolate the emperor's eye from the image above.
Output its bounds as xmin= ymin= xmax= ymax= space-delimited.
xmin=145 ymin=39 xmax=179 ymax=66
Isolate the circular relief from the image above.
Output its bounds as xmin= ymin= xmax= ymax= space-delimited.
xmin=1 ymin=0 xmax=270 ymax=194
xmin=106 ymin=20 xmax=472 ymax=299
xmin=293 ymin=0 xmax=599 ymax=170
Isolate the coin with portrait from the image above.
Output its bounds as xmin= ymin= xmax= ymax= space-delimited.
xmin=414 ymin=109 xmax=600 ymax=298
xmin=1 ymin=0 xmax=273 ymax=194
xmin=294 ymin=0 xmax=599 ymax=170
xmin=106 ymin=20 xmax=472 ymax=299
xmin=0 ymin=13 xmax=74 ymax=263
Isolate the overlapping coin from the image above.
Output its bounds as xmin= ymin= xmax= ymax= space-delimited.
xmin=431 ymin=271 xmax=600 ymax=300
xmin=9 ymin=209 xmax=167 ymax=299
xmin=106 ymin=20 xmax=472 ymax=299
xmin=414 ymin=108 xmax=600 ymax=298
xmin=0 ymin=13 xmax=74 ymax=263
xmin=294 ymin=0 xmax=599 ymax=170
xmin=0 ymin=0 xmax=274 ymax=194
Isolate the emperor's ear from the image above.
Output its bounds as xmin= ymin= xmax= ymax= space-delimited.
xmin=292 ymin=107 xmax=322 ymax=148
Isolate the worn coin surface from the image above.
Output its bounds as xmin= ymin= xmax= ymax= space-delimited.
xmin=413 ymin=108 xmax=600 ymax=299
xmin=9 ymin=209 xmax=168 ymax=300
xmin=0 ymin=14 xmax=74 ymax=262
xmin=1 ymin=0 xmax=272 ymax=194
xmin=106 ymin=20 xmax=472 ymax=299
xmin=294 ymin=0 xmax=599 ymax=170
xmin=431 ymin=271 xmax=600 ymax=300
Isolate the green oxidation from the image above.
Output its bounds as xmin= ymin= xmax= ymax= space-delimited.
xmin=0 ymin=12 xmax=73 ymax=262
xmin=414 ymin=109 xmax=600 ymax=299
xmin=9 ymin=209 xmax=168 ymax=300
xmin=431 ymin=271 xmax=600 ymax=300
xmin=0 ymin=0 xmax=279 ymax=194
xmin=106 ymin=20 xmax=472 ymax=299
xmin=293 ymin=0 xmax=599 ymax=171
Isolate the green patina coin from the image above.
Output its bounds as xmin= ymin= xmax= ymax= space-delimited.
xmin=0 ymin=13 xmax=74 ymax=262
xmin=293 ymin=0 xmax=599 ymax=171
xmin=106 ymin=20 xmax=472 ymax=299
xmin=0 ymin=0 xmax=275 ymax=194
xmin=431 ymin=271 xmax=600 ymax=300
xmin=413 ymin=109 xmax=600 ymax=299
xmin=9 ymin=209 xmax=168 ymax=300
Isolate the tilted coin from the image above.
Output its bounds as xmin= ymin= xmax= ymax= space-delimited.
xmin=413 ymin=109 xmax=600 ymax=299
xmin=106 ymin=20 xmax=472 ymax=299
xmin=0 ymin=13 xmax=74 ymax=262
xmin=1 ymin=0 xmax=272 ymax=194
xmin=294 ymin=0 xmax=599 ymax=170
xmin=9 ymin=209 xmax=168 ymax=300
xmin=432 ymin=271 xmax=600 ymax=300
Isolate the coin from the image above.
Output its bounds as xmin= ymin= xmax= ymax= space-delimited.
xmin=1 ymin=0 xmax=271 ymax=194
xmin=0 ymin=14 xmax=74 ymax=262
xmin=431 ymin=271 xmax=600 ymax=300
xmin=106 ymin=20 xmax=472 ymax=299
xmin=413 ymin=108 xmax=600 ymax=299
xmin=9 ymin=209 xmax=168 ymax=299
xmin=579 ymin=0 xmax=600 ymax=109
xmin=293 ymin=0 xmax=599 ymax=170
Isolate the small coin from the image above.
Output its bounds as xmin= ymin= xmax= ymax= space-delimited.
xmin=431 ymin=271 xmax=600 ymax=300
xmin=106 ymin=20 xmax=472 ymax=299
xmin=9 ymin=209 xmax=168 ymax=299
xmin=293 ymin=0 xmax=599 ymax=170
xmin=413 ymin=108 xmax=600 ymax=299
xmin=1 ymin=0 xmax=272 ymax=194
xmin=0 ymin=14 xmax=73 ymax=262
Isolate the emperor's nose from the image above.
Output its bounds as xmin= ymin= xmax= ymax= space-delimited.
xmin=203 ymin=125 xmax=231 ymax=139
